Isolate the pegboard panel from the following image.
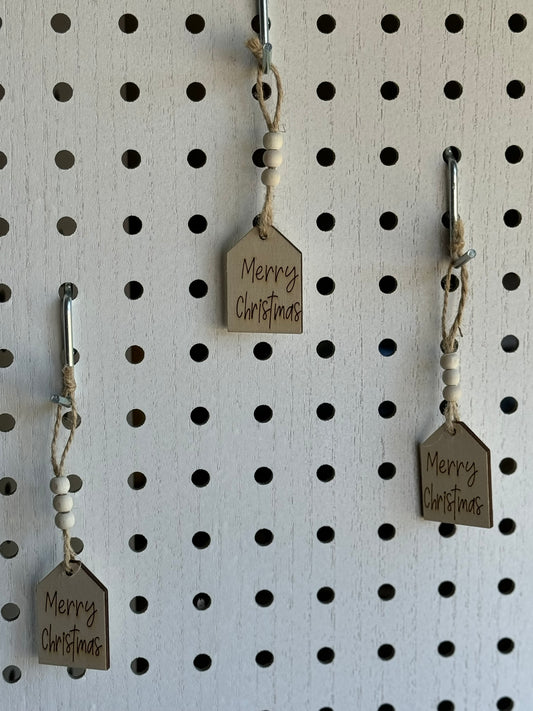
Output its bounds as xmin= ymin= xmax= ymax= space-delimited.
xmin=1 ymin=1 xmax=532 ymax=710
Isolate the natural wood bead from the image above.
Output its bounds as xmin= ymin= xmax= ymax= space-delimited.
xmin=263 ymin=149 xmax=283 ymax=168
xmin=55 ymin=511 xmax=75 ymax=530
xmin=50 ymin=477 xmax=70 ymax=494
xmin=263 ymin=131 xmax=283 ymax=150
xmin=443 ymin=385 xmax=462 ymax=402
xmin=53 ymin=494 xmax=73 ymax=512
xmin=442 ymin=369 xmax=460 ymax=386
xmin=261 ymin=168 xmax=281 ymax=187
xmin=440 ymin=353 xmax=459 ymax=370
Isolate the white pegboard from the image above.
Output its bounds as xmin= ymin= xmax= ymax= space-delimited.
xmin=1 ymin=1 xmax=533 ymax=710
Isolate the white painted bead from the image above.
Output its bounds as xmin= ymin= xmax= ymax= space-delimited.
xmin=263 ymin=149 xmax=283 ymax=168
xmin=442 ymin=369 xmax=460 ymax=386
xmin=440 ymin=353 xmax=459 ymax=370
xmin=50 ymin=477 xmax=70 ymax=494
xmin=263 ymin=132 xmax=283 ymax=150
xmin=53 ymin=494 xmax=73 ymax=513
xmin=55 ymin=511 xmax=75 ymax=530
xmin=261 ymin=168 xmax=281 ymax=187
xmin=443 ymin=385 xmax=462 ymax=402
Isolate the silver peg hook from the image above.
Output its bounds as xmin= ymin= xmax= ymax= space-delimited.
xmin=50 ymin=283 xmax=75 ymax=407
xmin=444 ymin=147 xmax=476 ymax=268
xmin=258 ymin=0 xmax=272 ymax=74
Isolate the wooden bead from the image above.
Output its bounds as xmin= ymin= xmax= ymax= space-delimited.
xmin=50 ymin=477 xmax=70 ymax=494
xmin=443 ymin=385 xmax=462 ymax=402
xmin=263 ymin=132 xmax=283 ymax=150
xmin=442 ymin=369 xmax=460 ymax=386
xmin=53 ymin=494 xmax=73 ymax=513
xmin=261 ymin=168 xmax=281 ymax=187
xmin=440 ymin=353 xmax=459 ymax=370
xmin=55 ymin=511 xmax=75 ymax=530
xmin=263 ymin=149 xmax=283 ymax=168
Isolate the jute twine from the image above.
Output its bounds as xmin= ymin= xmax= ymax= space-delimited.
xmin=246 ymin=37 xmax=284 ymax=239
xmin=441 ymin=219 xmax=469 ymax=434
xmin=51 ymin=365 xmax=77 ymax=572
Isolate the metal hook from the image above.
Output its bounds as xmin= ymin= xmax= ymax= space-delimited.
xmin=258 ymin=0 xmax=272 ymax=74
xmin=51 ymin=284 xmax=75 ymax=407
xmin=444 ymin=147 xmax=476 ymax=268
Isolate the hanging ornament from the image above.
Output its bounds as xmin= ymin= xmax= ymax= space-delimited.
xmin=36 ymin=284 xmax=110 ymax=670
xmin=226 ymin=25 xmax=302 ymax=334
xmin=419 ymin=150 xmax=493 ymax=529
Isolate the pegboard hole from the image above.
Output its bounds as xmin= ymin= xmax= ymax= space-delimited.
xmin=255 ymin=529 xmax=274 ymax=546
xmin=188 ymin=149 xmax=207 ymax=168
xmin=498 ymin=578 xmax=515 ymax=595
xmin=379 ymin=211 xmax=398 ymax=230
xmin=499 ymin=458 xmax=517 ymax=475
xmin=379 ymin=339 xmax=397 ymax=357
xmin=255 ymin=650 xmax=274 ymax=667
xmin=317 ymin=647 xmax=334 ymax=664
xmin=502 ymin=272 xmax=520 ymax=290
xmin=0 ymin=218 xmax=8 ymax=237
xmin=316 ymin=213 xmax=335 ymax=231
xmin=187 ymin=82 xmax=206 ymax=101
xmin=61 ymin=412 xmax=81 ymax=430
xmin=497 ymin=637 xmax=514 ymax=654
xmin=316 ymin=148 xmax=335 ymax=166
xmin=124 ymin=280 xmax=144 ymax=299
xmin=129 ymin=534 xmax=148 ymax=552
xmin=507 ymin=80 xmax=525 ymax=98
xmin=190 ymin=343 xmax=209 ymax=362
xmin=0 ymin=153 xmax=7 ymax=169
xmin=316 ymin=465 xmax=335 ymax=482
xmin=317 ymin=15 xmax=336 ymax=34
xmin=378 ymin=462 xmax=396 ymax=480
xmin=57 ymin=216 xmax=77 ymax=235
xmin=251 ymin=15 xmax=271 ymax=34
xmin=121 ymin=149 xmax=141 ymax=168
xmin=67 ymin=667 xmax=86 ymax=679
xmin=316 ymin=341 xmax=335 ymax=358
xmin=193 ymin=593 xmax=211 ymax=610
xmin=189 ymin=279 xmax=208 ymax=298
xmin=499 ymin=518 xmax=516 ymax=535
xmin=441 ymin=212 xmax=451 ymax=229
xmin=438 ymin=702 xmax=455 ymax=711
xmin=317 ymin=526 xmax=335 ymax=543
xmin=252 ymin=82 xmax=271 ymax=101
xmin=380 ymin=82 xmax=399 ymax=100
xmin=378 ymin=584 xmax=396 ymax=601
xmin=127 ymin=471 xmax=146 ymax=490
xmin=55 ymin=150 xmax=75 ymax=169
xmin=123 ymin=216 xmax=143 ymax=234
xmin=317 ymin=587 xmax=335 ymax=604
xmin=252 ymin=148 xmax=265 ymax=167
xmin=381 ymin=14 xmax=400 ymax=32
xmin=438 ymin=641 xmax=455 ymax=657
xmin=131 ymin=657 xmax=149 ymax=675
xmin=503 ymin=209 xmax=522 ymax=227
xmin=127 ymin=409 xmax=146 ymax=427
xmin=316 ymin=82 xmax=336 ymax=101
xmin=255 ymin=589 xmax=274 ymax=607
xmin=379 ymin=706 xmax=395 ymax=711
xmin=505 ymin=145 xmax=523 ymax=163
xmin=438 ymin=580 xmax=456 ymax=597
xmin=508 ymin=14 xmax=527 ymax=32
xmin=501 ymin=335 xmax=519 ymax=353
xmin=118 ymin=14 xmax=138 ymax=33
xmin=186 ymin=14 xmax=205 ymax=34
xmin=497 ymin=698 xmax=514 ymax=711
xmin=444 ymin=81 xmax=463 ymax=99
xmin=316 ymin=277 xmax=335 ymax=295
xmin=192 ymin=469 xmax=210 ymax=487
xmin=70 ymin=537 xmax=84 ymax=555
xmin=445 ymin=14 xmax=464 ymax=33
xmin=0 ymin=349 xmax=13 ymax=368
xmin=378 ymin=644 xmax=395 ymax=661
xmin=253 ymin=342 xmax=272 ymax=360
xmin=0 ymin=477 xmax=16 ymax=495
xmin=439 ymin=523 xmax=456 ymax=537
xmin=1 ymin=603 xmax=20 ymax=621
xmin=441 ymin=274 xmax=459 ymax=292
xmin=0 ymin=541 xmax=18 ymax=559
xmin=53 ymin=82 xmax=73 ymax=102
xmin=126 ymin=345 xmax=145 ymax=364
xmin=253 ymin=405 xmax=272 ymax=423
xmin=316 ymin=403 xmax=335 ymax=421
xmin=192 ymin=531 xmax=211 ymax=549
xmin=188 ymin=215 xmax=208 ymax=234
xmin=380 ymin=147 xmax=399 ymax=165
xmin=191 ymin=407 xmax=210 ymax=425
xmin=254 ymin=467 xmax=273 ymax=485
xmin=50 ymin=13 xmax=71 ymax=33
xmin=378 ymin=524 xmax=396 ymax=541
xmin=0 ymin=285 xmax=12 ymax=302
xmin=67 ymin=474 xmax=83 ymax=492
xmin=500 ymin=397 xmax=518 ymax=414
xmin=379 ymin=275 xmax=397 ymax=293
xmin=378 ymin=401 xmax=396 ymax=419
xmin=2 ymin=665 xmax=21 ymax=683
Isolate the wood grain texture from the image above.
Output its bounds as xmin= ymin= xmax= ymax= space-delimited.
xmin=1 ymin=1 xmax=532 ymax=709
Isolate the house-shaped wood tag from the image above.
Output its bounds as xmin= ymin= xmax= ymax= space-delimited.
xmin=226 ymin=225 xmax=302 ymax=333
xmin=36 ymin=561 xmax=110 ymax=670
xmin=419 ymin=421 xmax=492 ymax=528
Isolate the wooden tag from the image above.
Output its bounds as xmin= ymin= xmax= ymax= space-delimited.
xmin=419 ymin=421 xmax=493 ymax=528
xmin=226 ymin=225 xmax=302 ymax=333
xmin=36 ymin=561 xmax=110 ymax=670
